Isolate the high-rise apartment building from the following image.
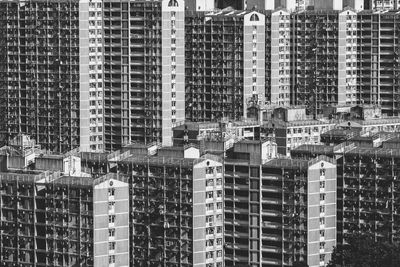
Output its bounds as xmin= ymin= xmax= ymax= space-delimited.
xmin=265 ymin=9 xmax=291 ymax=106
xmin=0 ymin=168 xmax=130 ymax=266
xmin=292 ymin=140 xmax=400 ymax=246
xmin=0 ymin=0 xmax=185 ymax=153
xmin=185 ymin=10 xmax=265 ymax=122
xmin=113 ymin=150 xmax=224 ymax=267
xmin=224 ymin=141 xmax=337 ymax=267
xmin=0 ymin=135 xmax=228 ymax=267
xmin=291 ymin=9 xmax=358 ymax=115
xmin=102 ymin=0 xmax=185 ymax=150
xmin=357 ymin=10 xmax=400 ymax=116
xmin=0 ymin=0 xmax=97 ymax=153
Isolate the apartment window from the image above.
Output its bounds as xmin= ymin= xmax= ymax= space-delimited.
xmin=108 ymin=188 xmax=115 ymax=196
xmin=216 ymin=226 xmax=222 ymax=233
xmin=320 ymin=205 xmax=325 ymax=213
xmin=320 ymin=193 xmax=325 ymax=201
xmin=217 ymin=202 xmax=222 ymax=210
xmin=206 ymin=239 xmax=214 ymax=246
xmin=109 ymin=255 xmax=115 ymax=264
xmin=217 ymin=190 xmax=222 ymax=198
xmin=109 ymin=242 xmax=116 ymax=250
xmin=206 ymin=227 xmax=214 ymax=235
xmin=320 ymin=217 xmax=325 ymax=225
xmin=109 ymin=215 xmax=115 ymax=224
xmin=206 ymin=191 xmax=213 ymax=199
xmin=109 ymin=228 xmax=115 ymax=237
xmin=206 ymin=215 xmax=213 ymax=223
xmin=217 ymin=238 xmax=222 ymax=245
xmin=320 ymin=254 xmax=325 ymax=262
xmin=320 ymin=242 xmax=325 ymax=250
xmin=320 ymin=230 xmax=325 ymax=237
xmin=216 ymin=178 xmax=222 ymax=186
xmin=206 ymin=251 xmax=214 ymax=259
xmin=320 ymin=181 xmax=325 ymax=189
xmin=206 ymin=179 xmax=214 ymax=187
xmin=217 ymin=250 xmax=222 ymax=257
xmin=108 ymin=201 xmax=115 ymax=211
xmin=206 ymin=203 xmax=213 ymax=211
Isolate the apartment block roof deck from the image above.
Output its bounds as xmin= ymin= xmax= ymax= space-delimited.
xmin=205 ymin=9 xmax=256 ymax=17
xmin=345 ymin=147 xmax=400 ymax=158
xmin=264 ymin=119 xmax=333 ymax=128
xmin=292 ymin=144 xmax=336 ymax=155
xmin=119 ymin=155 xmax=198 ymax=167
xmin=46 ymin=175 xmax=95 ymax=187
xmin=174 ymin=120 xmax=261 ymax=131
xmin=336 ymin=117 xmax=400 ymax=127
xmin=45 ymin=172 xmax=128 ymax=187
xmin=262 ymin=158 xmax=309 ymax=170
xmin=79 ymin=151 xmax=110 ymax=162
xmin=383 ymin=137 xmax=400 ymax=144
xmin=321 ymin=128 xmax=361 ymax=138
xmin=0 ymin=170 xmax=50 ymax=183
xmin=293 ymin=8 xmax=354 ymax=15
xmin=358 ymin=9 xmax=400 ymax=15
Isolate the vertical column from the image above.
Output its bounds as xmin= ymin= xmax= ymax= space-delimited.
xmin=93 ymin=177 xmax=130 ymax=267
xmin=243 ymin=12 xmax=265 ymax=121
xmin=79 ymin=0 xmax=91 ymax=151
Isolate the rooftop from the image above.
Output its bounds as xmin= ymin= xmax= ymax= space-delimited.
xmin=263 ymin=158 xmax=309 ymax=170
xmin=292 ymin=144 xmax=335 ymax=155
xmin=264 ymin=119 xmax=333 ymax=128
xmin=345 ymin=147 xmax=400 ymax=158
xmin=321 ymin=128 xmax=360 ymax=138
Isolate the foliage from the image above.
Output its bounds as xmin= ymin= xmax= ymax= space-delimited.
xmin=327 ymin=233 xmax=400 ymax=267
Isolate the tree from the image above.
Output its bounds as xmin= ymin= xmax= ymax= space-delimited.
xmin=327 ymin=233 xmax=400 ymax=267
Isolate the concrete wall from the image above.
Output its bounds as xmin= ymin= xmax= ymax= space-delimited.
xmin=270 ymin=10 xmax=291 ymax=106
xmin=243 ymin=11 xmax=265 ymax=120
xmin=307 ymin=160 xmax=336 ymax=267
xmin=79 ymin=0 xmax=91 ymax=151
xmin=161 ymin=0 xmax=185 ymax=146
xmin=193 ymin=159 xmax=224 ymax=266
xmin=94 ymin=178 xmax=130 ymax=267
